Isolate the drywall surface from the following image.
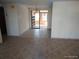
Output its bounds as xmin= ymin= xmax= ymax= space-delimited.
xmin=51 ymin=1 xmax=79 ymax=39
xmin=48 ymin=6 xmax=52 ymax=29
xmin=0 ymin=29 xmax=2 ymax=43
xmin=4 ymin=4 xmax=30 ymax=36
xmin=4 ymin=4 xmax=19 ymax=36
xmin=17 ymin=4 xmax=30 ymax=34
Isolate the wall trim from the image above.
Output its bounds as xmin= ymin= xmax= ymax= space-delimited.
xmin=51 ymin=37 xmax=79 ymax=40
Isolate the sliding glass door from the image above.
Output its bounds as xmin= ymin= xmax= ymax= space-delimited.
xmin=31 ymin=10 xmax=40 ymax=29
xmin=40 ymin=10 xmax=48 ymax=28
xmin=31 ymin=10 xmax=48 ymax=29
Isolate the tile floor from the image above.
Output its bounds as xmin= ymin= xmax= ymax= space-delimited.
xmin=0 ymin=29 xmax=79 ymax=59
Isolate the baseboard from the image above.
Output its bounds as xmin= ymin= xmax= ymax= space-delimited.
xmin=51 ymin=37 xmax=79 ymax=40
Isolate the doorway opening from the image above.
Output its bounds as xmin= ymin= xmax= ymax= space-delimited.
xmin=31 ymin=10 xmax=48 ymax=29
xmin=0 ymin=7 xmax=7 ymax=41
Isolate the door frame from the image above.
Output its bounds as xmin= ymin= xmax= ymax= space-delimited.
xmin=0 ymin=6 xmax=7 ymax=35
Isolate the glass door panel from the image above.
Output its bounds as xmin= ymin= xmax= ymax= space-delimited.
xmin=40 ymin=10 xmax=48 ymax=28
xmin=31 ymin=10 xmax=40 ymax=29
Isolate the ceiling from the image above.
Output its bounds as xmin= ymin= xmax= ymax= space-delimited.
xmin=0 ymin=0 xmax=79 ymax=6
xmin=0 ymin=0 xmax=52 ymax=6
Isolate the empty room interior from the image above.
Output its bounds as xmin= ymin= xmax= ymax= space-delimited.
xmin=0 ymin=0 xmax=79 ymax=59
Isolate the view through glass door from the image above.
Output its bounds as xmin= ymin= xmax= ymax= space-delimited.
xmin=40 ymin=10 xmax=48 ymax=28
xmin=31 ymin=10 xmax=48 ymax=29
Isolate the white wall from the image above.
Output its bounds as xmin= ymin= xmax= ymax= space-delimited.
xmin=51 ymin=1 xmax=79 ymax=39
xmin=4 ymin=4 xmax=30 ymax=36
xmin=4 ymin=4 xmax=20 ymax=36
xmin=0 ymin=29 xmax=2 ymax=43
xmin=48 ymin=6 xmax=52 ymax=29
xmin=17 ymin=4 xmax=30 ymax=34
